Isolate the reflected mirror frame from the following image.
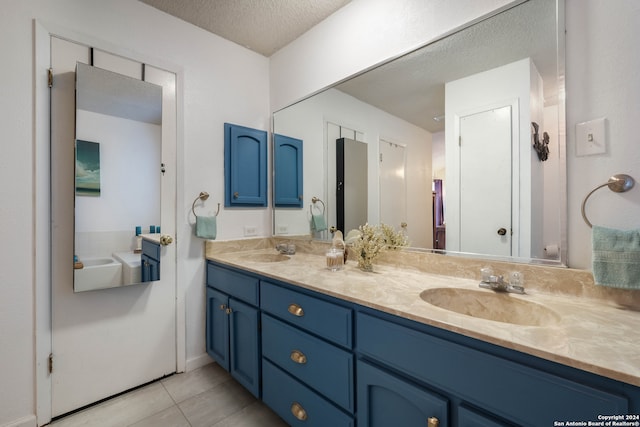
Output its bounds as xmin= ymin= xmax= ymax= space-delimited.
xmin=272 ymin=0 xmax=567 ymax=267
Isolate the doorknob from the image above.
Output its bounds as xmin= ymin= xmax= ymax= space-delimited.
xmin=497 ymin=228 xmax=507 ymax=236
xmin=160 ymin=234 xmax=174 ymax=246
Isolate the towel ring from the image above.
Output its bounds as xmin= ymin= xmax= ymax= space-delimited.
xmin=581 ymin=174 xmax=635 ymax=228
xmin=192 ymin=191 xmax=220 ymax=218
xmin=310 ymin=196 xmax=325 ymax=215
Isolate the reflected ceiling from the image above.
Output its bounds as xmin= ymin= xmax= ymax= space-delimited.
xmin=335 ymin=0 xmax=558 ymax=133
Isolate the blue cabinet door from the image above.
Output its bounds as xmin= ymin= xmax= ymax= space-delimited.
xmin=224 ymin=123 xmax=267 ymax=207
xmin=141 ymin=240 xmax=160 ymax=282
xmin=141 ymin=254 xmax=159 ymax=282
xmin=206 ymin=287 xmax=230 ymax=370
xmin=357 ymin=360 xmax=449 ymax=427
xmin=229 ymin=297 xmax=261 ymax=398
xmin=274 ymin=134 xmax=303 ymax=207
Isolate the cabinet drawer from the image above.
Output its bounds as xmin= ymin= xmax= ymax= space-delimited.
xmin=141 ymin=239 xmax=160 ymax=261
xmin=262 ymin=359 xmax=354 ymax=427
xmin=206 ymin=263 xmax=259 ymax=306
xmin=262 ymin=314 xmax=354 ymax=411
xmin=261 ymin=281 xmax=352 ymax=348
xmin=357 ymin=312 xmax=628 ymax=426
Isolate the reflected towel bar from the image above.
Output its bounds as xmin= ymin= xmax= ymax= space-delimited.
xmin=192 ymin=191 xmax=220 ymax=218
xmin=310 ymin=196 xmax=325 ymax=215
xmin=581 ymin=174 xmax=635 ymax=228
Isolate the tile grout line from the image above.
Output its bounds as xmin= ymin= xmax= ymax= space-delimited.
xmin=159 ymin=381 xmax=193 ymax=427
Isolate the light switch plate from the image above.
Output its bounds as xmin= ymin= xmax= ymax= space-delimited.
xmin=576 ymin=117 xmax=606 ymax=156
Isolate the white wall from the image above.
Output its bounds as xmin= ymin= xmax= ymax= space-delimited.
xmin=566 ymin=0 xmax=640 ymax=269
xmin=0 ymin=1 xmax=269 ymax=425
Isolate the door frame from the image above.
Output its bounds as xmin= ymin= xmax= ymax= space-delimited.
xmin=449 ymin=98 xmax=520 ymax=255
xmin=34 ymin=20 xmax=185 ymax=426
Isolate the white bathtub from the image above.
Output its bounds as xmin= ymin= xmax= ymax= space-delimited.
xmin=112 ymin=251 xmax=142 ymax=285
xmin=74 ymin=257 xmax=123 ymax=292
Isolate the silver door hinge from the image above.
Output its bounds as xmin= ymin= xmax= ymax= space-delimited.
xmin=48 ymin=68 xmax=53 ymax=88
xmin=48 ymin=353 xmax=53 ymax=374
xmin=379 ymin=153 xmax=383 ymax=162
xmin=459 ymin=135 xmax=462 ymax=146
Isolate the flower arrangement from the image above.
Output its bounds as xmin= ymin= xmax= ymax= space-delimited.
xmin=345 ymin=223 xmax=408 ymax=272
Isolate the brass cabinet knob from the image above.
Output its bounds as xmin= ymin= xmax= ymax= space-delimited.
xmin=290 ymin=402 xmax=308 ymax=421
xmin=233 ymin=192 xmax=239 ymax=199
xmin=219 ymin=304 xmax=226 ymax=311
xmin=287 ymin=303 xmax=304 ymax=317
xmin=290 ymin=349 xmax=307 ymax=364
xmin=428 ymin=416 xmax=439 ymax=427
xmin=225 ymin=307 xmax=232 ymax=314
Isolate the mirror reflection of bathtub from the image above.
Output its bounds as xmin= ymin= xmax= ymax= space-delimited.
xmin=74 ymin=257 xmax=122 ymax=292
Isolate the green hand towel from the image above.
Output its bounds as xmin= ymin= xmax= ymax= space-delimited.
xmin=311 ymin=214 xmax=327 ymax=232
xmin=196 ymin=216 xmax=217 ymax=240
xmin=592 ymin=225 xmax=640 ymax=289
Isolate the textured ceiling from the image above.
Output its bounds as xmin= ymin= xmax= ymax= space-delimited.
xmin=139 ymin=0 xmax=351 ymax=56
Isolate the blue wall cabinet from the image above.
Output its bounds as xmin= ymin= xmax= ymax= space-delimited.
xmin=357 ymin=359 xmax=449 ymax=427
xmin=274 ymin=134 xmax=303 ymax=207
xmin=206 ymin=263 xmax=261 ymax=397
xmin=140 ymin=239 xmax=160 ymax=282
xmin=224 ymin=123 xmax=268 ymax=207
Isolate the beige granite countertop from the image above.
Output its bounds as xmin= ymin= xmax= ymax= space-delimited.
xmin=205 ymin=240 xmax=640 ymax=387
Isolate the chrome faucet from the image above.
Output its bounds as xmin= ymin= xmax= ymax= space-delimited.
xmin=479 ymin=269 xmax=525 ymax=294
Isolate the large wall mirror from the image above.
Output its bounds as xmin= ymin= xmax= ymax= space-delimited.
xmin=273 ymin=0 xmax=566 ymax=266
xmin=74 ymin=62 xmax=163 ymax=292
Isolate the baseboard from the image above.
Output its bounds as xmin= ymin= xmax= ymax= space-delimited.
xmin=185 ymin=353 xmax=213 ymax=372
xmin=1 ymin=415 xmax=37 ymax=427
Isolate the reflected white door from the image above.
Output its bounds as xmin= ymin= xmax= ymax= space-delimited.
xmin=50 ymin=37 xmax=177 ymax=417
xmin=459 ymin=106 xmax=512 ymax=256
xmin=379 ymin=139 xmax=407 ymax=232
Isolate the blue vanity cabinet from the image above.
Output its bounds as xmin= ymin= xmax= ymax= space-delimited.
xmin=140 ymin=239 xmax=160 ymax=282
xmin=224 ymin=123 xmax=268 ymax=207
xmin=260 ymin=281 xmax=355 ymax=425
xmin=205 ymin=262 xmax=261 ymax=398
xmin=273 ymin=134 xmax=303 ymax=208
xmin=356 ymin=311 xmax=631 ymax=427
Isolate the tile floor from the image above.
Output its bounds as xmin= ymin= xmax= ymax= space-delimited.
xmin=50 ymin=363 xmax=288 ymax=427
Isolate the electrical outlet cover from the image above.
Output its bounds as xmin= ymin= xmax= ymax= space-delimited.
xmin=576 ymin=117 xmax=606 ymax=156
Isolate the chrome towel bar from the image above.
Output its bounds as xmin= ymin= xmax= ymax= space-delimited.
xmin=192 ymin=191 xmax=220 ymax=218
xmin=581 ymin=174 xmax=635 ymax=228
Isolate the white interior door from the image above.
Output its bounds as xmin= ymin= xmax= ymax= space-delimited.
xmin=50 ymin=37 xmax=177 ymax=417
xmin=379 ymin=139 xmax=407 ymax=232
xmin=459 ymin=106 xmax=512 ymax=256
